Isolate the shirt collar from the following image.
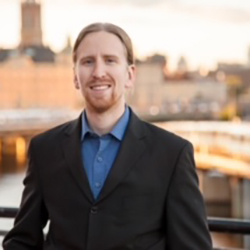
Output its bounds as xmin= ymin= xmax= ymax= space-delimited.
xmin=81 ymin=106 xmax=130 ymax=141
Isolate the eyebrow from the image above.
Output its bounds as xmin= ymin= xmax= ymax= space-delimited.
xmin=79 ymin=54 xmax=120 ymax=61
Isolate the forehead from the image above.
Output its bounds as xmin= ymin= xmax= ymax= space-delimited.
xmin=76 ymin=31 xmax=127 ymax=59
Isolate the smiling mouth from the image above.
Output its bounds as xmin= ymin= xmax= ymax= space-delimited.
xmin=90 ymin=85 xmax=111 ymax=90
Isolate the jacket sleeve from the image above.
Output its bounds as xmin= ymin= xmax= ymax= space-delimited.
xmin=2 ymin=139 xmax=48 ymax=250
xmin=165 ymin=141 xmax=212 ymax=250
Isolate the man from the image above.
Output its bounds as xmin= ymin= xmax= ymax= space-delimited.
xmin=3 ymin=23 xmax=212 ymax=249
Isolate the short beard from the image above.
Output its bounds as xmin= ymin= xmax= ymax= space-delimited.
xmin=84 ymin=94 xmax=122 ymax=114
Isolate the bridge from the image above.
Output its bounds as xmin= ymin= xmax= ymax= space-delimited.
xmin=0 ymin=109 xmax=77 ymax=172
xmin=156 ymin=120 xmax=250 ymax=235
xmin=157 ymin=120 xmax=250 ymax=178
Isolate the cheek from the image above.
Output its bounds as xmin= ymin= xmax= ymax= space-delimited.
xmin=77 ymin=71 xmax=89 ymax=84
xmin=113 ymin=69 xmax=129 ymax=82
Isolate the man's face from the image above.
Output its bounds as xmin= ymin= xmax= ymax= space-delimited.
xmin=74 ymin=31 xmax=135 ymax=113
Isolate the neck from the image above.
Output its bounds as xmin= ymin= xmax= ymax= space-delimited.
xmin=85 ymin=102 xmax=126 ymax=136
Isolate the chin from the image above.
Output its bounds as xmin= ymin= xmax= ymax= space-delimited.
xmin=86 ymin=96 xmax=122 ymax=114
xmin=89 ymin=102 xmax=114 ymax=114
xmin=92 ymin=106 xmax=111 ymax=114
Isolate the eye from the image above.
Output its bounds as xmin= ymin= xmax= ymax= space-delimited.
xmin=106 ymin=58 xmax=116 ymax=64
xmin=81 ymin=58 xmax=94 ymax=66
xmin=85 ymin=59 xmax=94 ymax=65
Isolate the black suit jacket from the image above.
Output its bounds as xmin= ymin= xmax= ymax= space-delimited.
xmin=3 ymin=110 xmax=212 ymax=250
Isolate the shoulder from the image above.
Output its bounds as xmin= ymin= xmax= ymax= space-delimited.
xmin=128 ymin=109 xmax=191 ymax=150
xmin=30 ymin=118 xmax=78 ymax=147
xmin=141 ymin=119 xmax=191 ymax=149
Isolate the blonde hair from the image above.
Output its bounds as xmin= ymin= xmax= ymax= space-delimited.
xmin=73 ymin=22 xmax=134 ymax=65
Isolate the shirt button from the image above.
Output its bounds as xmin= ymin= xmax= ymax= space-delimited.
xmin=97 ymin=156 xmax=103 ymax=162
xmin=90 ymin=206 xmax=98 ymax=214
xmin=95 ymin=182 xmax=101 ymax=188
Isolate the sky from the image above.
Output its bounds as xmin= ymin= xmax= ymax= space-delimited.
xmin=1 ymin=0 xmax=250 ymax=70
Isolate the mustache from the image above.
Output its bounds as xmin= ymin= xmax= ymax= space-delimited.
xmin=88 ymin=79 xmax=112 ymax=86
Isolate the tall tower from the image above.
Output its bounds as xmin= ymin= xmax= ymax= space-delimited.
xmin=177 ymin=56 xmax=188 ymax=74
xmin=20 ymin=0 xmax=43 ymax=47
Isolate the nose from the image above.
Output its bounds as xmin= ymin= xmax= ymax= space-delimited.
xmin=92 ymin=61 xmax=106 ymax=79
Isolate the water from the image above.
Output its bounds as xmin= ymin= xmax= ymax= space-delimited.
xmin=0 ymin=173 xmax=24 ymax=249
xmin=0 ymin=173 xmax=242 ymax=249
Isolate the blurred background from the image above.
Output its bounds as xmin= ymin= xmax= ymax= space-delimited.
xmin=0 ymin=0 xmax=250 ymax=249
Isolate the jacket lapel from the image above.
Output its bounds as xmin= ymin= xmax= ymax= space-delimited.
xmin=61 ymin=115 xmax=94 ymax=203
xmin=97 ymin=111 xmax=147 ymax=203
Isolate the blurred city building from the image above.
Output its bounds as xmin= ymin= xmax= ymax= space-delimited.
xmin=20 ymin=0 xmax=43 ymax=48
xmin=1 ymin=0 xmax=250 ymax=121
xmin=0 ymin=0 xmax=82 ymax=110
xmin=128 ymin=55 xmax=228 ymax=120
xmin=208 ymin=48 xmax=250 ymax=120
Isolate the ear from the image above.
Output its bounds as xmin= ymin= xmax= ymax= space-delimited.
xmin=73 ymin=69 xmax=80 ymax=89
xmin=125 ymin=64 xmax=136 ymax=89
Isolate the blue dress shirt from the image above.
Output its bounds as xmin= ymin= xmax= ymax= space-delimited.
xmin=81 ymin=107 xmax=130 ymax=199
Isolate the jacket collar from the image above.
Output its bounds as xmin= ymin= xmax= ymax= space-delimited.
xmin=62 ymin=107 xmax=147 ymax=204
